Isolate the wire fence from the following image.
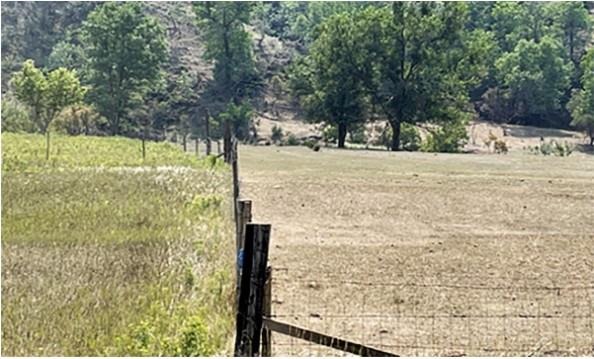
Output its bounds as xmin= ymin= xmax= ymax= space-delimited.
xmin=267 ymin=268 xmax=594 ymax=356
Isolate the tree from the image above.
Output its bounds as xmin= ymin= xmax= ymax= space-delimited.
xmin=495 ymin=36 xmax=573 ymax=125
xmin=362 ymin=3 xmax=483 ymax=151
xmin=194 ymin=2 xmax=257 ymax=106
xmin=548 ymin=2 xmax=592 ymax=65
xmin=293 ymin=12 xmax=368 ymax=148
xmin=194 ymin=2 xmax=259 ymax=160
xmin=11 ymin=60 xmax=86 ymax=159
xmin=81 ymin=2 xmax=167 ymax=135
xmin=568 ymin=49 xmax=594 ymax=145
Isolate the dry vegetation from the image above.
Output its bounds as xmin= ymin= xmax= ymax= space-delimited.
xmin=1 ymin=134 xmax=235 ymax=356
xmin=239 ymin=144 xmax=594 ymax=356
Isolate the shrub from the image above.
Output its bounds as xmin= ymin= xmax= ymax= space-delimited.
xmin=284 ymin=132 xmax=300 ymax=146
xmin=1 ymin=97 xmax=37 ymax=133
xmin=421 ymin=120 xmax=468 ymax=153
xmin=400 ymin=123 xmax=421 ymax=151
xmin=494 ymin=139 xmax=508 ymax=154
xmin=349 ymin=125 xmax=367 ymax=144
xmin=321 ymin=125 xmax=337 ymax=144
xmin=271 ymin=124 xmax=283 ymax=143
xmin=303 ymin=138 xmax=321 ymax=151
xmin=53 ymin=105 xmax=106 ymax=135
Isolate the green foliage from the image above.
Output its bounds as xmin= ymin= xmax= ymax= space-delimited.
xmin=217 ymin=102 xmax=254 ymax=141
xmin=421 ymin=120 xmax=469 ymax=153
xmin=47 ymin=40 xmax=88 ymax=75
xmin=10 ymin=59 xmax=86 ymax=159
xmin=321 ymin=124 xmax=338 ymax=144
xmin=1 ymin=97 xmax=37 ymax=133
xmin=81 ymin=2 xmax=167 ymax=135
xmin=354 ymin=3 xmax=482 ymax=150
xmin=530 ymin=139 xmax=574 ymax=157
xmin=495 ymin=36 xmax=573 ymax=124
xmin=271 ymin=124 xmax=284 ymax=143
xmin=189 ymin=194 xmax=223 ymax=215
xmin=348 ymin=125 xmax=367 ymax=145
xmin=284 ymin=132 xmax=300 ymax=146
xmin=548 ymin=2 xmax=592 ymax=64
xmin=568 ymin=49 xmax=594 ymax=145
xmin=194 ymin=3 xmax=257 ymax=105
xmin=400 ymin=123 xmax=421 ymax=152
xmin=293 ymin=11 xmax=368 ymax=148
xmin=53 ymin=105 xmax=105 ymax=136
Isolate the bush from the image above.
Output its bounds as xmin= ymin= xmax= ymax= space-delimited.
xmin=1 ymin=97 xmax=37 ymax=133
xmin=531 ymin=140 xmax=575 ymax=157
xmin=284 ymin=132 xmax=300 ymax=146
xmin=271 ymin=124 xmax=283 ymax=143
xmin=421 ymin=120 xmax=468 ymax=153
xmin=53 ymin=105 xmax=106 ymax=135
xmin=400 ymin=123 xmax=421 ymax=151
xmin=321 ymin=125 xmax=337 ymax=144
xmin=494 ymin=139 xmax=508 ymax=154
xmin=303 ymin=138 xmax=321 ymax=151
xmin=349 ymin=125 xmax=367 ymax=144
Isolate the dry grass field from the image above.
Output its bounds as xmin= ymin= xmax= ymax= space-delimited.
xmin=239 ymin=145 xmax=594 ymax=356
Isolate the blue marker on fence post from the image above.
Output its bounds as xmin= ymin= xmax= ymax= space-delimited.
xmin=237 ymin=248 xmax=244 ymax=271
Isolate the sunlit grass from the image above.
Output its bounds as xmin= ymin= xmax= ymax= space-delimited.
xmin=1 ymin=132 xmax=222 ymax=172
xmin=1 ymin=133 xmax=234 ymax=355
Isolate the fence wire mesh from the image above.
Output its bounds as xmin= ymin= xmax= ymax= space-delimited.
xmin=267 ymin=268 xmax=594 ymax=356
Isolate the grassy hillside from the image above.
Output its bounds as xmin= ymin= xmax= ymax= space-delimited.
xmin=1 ymin=133 xmax=234 ymax=355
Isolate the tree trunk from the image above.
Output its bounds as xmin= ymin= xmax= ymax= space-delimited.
xmin=337 ymin=123 xmax=347 ymax=148
xmin=183 ymin=134 xmax=187 ymax=152
xmin=390 ymin=120 xmax=401 ymax=151
xmin=45 ymin=130 xmax=50 ymax=160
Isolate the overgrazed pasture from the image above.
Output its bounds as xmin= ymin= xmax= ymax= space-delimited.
xmin=240 ymin=145 xmax=594 ymax=356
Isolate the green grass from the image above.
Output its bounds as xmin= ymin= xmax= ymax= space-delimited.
xmin=1 ymin=132 xmax=222 ymax=172
xmin=1 ymin=133 xmax=234 ymax=356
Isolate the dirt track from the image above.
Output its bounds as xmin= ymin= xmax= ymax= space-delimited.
xmin=239 ymin=145 xmax=594 ymax=356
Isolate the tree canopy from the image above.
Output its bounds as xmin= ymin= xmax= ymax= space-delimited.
xmin=81 ymin=2 xmax=167 ymax=135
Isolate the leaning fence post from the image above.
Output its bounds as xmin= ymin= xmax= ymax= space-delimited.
xmin=234 ymin=224 xmax=271 ymax=357
xmin=261 ymin=266 xmax=273 ymax=357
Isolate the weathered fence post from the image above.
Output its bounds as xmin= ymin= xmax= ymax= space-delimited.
xmin=224 ymin=120 xmax=232 ymax=163
xmin=195 ymin=138 xmax=199 ymax=155
xmin=235 ymin=224 xmax=271 ymax=357
xmin=205 ymin=111 xmax=211 ymax=155
xmin=261 ymin=266 xmax=272 ymax=357
xmin=235 ymin=200 xmax=252 ymax=307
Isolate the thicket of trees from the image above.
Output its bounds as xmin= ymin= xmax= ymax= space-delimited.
xmin=2 ymin=2 xmax=593 ymax=151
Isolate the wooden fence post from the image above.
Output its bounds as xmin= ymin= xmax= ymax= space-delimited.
xmin=235 ymin=200 xmax=252 ymax=307
xmin=224 ymin=120 xmax=232 ymax=163
xmin=261 ymin=266 xmax=272 ymax=357
xmin=235 ymin=224 xmax=271 ymax=357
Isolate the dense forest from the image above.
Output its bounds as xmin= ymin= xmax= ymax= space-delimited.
xmin=2 ymin=1 xmax=594 ymax=151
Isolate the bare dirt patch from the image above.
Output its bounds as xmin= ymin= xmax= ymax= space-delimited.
xmin=239 ymin=145 xmax=594 ymax=356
